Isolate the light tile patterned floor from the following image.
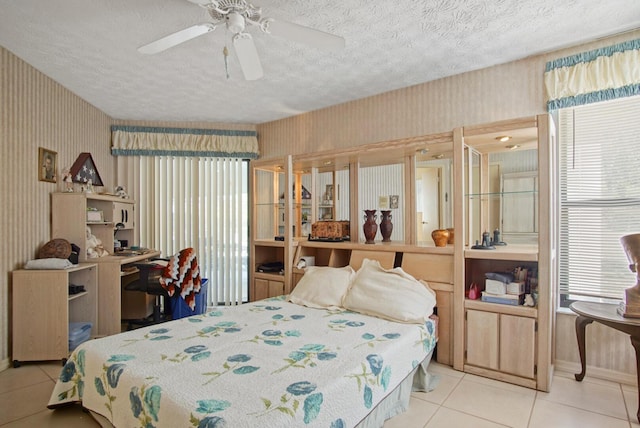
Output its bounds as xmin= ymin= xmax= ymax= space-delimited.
xmin=0 ymin=361 xmax=637 ymax=427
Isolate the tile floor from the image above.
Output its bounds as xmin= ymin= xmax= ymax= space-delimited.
xmin=0 ymin=360 xmax=638 ymax=427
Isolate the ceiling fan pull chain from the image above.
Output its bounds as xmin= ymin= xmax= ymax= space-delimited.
xmin=223 ymin=45 xmax=230 ymax=79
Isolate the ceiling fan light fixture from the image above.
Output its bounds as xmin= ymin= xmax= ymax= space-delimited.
xmin=227 ymin=12 xmax=245 ymax=33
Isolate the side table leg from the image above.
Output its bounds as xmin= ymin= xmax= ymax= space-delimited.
xmin=630 ymin=336 xmax=640 ymax=423
xmin=574 ymin=315 xmax=594 ymax=381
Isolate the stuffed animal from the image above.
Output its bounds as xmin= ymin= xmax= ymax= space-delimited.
xmin=86 ymin=226 xmax=108 ymax=258
xmin=115 ymin=186 xmax=128 ymax=199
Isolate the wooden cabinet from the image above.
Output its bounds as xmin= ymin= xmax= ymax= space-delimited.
xmin=250 ymin=157 xmax=292 ymax=301
xmin=113 ymin=201 xmax=134 ymax=229
xmin=51 ymin=193 xmax=137 ymax=262
xmin=12 ymin=263 xmax=98 ymax=365
xmin=250 ymin=115 xmax=556 ymax=390
xmin=466 ymin=308 xmax=536 ymax=381
xmin=254 ymin=278 xmax=285 ymax=301
xmin=453 ymin=115 xmax=557 ymax=391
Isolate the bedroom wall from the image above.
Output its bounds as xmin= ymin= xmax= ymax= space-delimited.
xmin=0 ymin=46 xmax=113 ymax=369
xmin=256 ymin=30 xmax=640 ymax=382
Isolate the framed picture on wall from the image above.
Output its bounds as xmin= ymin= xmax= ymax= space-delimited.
xmin=390 ymin=195 xmax=399 ymax=209
xmin=38 ymin=147 xmax=57 ymax=182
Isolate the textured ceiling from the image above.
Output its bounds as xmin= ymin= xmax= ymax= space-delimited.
xmin=0 ymin=0 xmax=639 ymax=124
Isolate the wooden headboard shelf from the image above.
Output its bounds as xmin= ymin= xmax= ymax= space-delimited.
xmin=292 ymin=241 xmax=455 ymax=365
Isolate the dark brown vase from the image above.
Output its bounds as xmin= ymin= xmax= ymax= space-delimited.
xmin=380 ymin=210 xmax=393 ymax=242
xmin=363 ymin=210 xmax=378 ymax=244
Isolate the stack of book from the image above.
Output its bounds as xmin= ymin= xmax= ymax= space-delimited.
xmin=481 ymin=291 xmax=524 ymax=306
xmin=481 ymin=271 xmax=525 ymax=306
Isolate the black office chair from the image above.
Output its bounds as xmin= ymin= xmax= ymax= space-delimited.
xmin=124 ymin=259 xmax=171 ymax=330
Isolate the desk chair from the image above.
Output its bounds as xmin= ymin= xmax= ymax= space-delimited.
xmin=124 ymin=248 xmax=203 ymax=330
xmin=124 ymin=259 xmax=170 ymax=330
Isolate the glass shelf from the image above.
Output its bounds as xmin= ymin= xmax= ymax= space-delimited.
xmin=465 ymin=190 xmax=538 ymax=198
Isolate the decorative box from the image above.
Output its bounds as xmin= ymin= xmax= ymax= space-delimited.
xmin=311 ymin=221 xmax=350 ymax=239
xmin=485 ymin=279 xmax=507 ymax=295
xmin=506 ymin=281 xmax=525 ymax=295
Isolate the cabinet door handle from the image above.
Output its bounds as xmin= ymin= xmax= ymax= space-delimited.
xmin=125 ymin=210 xmax=128 ymax=223
xmin=121 ymin=209 xmax=125 ymax=223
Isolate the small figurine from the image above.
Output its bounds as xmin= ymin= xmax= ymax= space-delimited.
xmin=86 ymin=179 xmax=94 ymax=193
xmin=115 ymin=185 xmax=128 ymax=199
xmin=492 ymin=229 xmax=507 ymax=246
xmin=524 ymin=294 xmax=535 ymax=307
xmin=471 ymin=231 xmax=496 ymax=250
xmin=62 ymin=167 xmax=73 ymax=192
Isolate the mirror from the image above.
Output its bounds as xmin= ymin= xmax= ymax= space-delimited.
xmin=254 ymin=168 xmax=284 ymax=240
xmin=415 ymin=148 xmax=454 ymax=245
xmin=464 ymin=125 xmax=539 ymax=246
xmin=358 ymin=162 xmax=405 ymax=242
xmin=489 ymin=149 xmax=538 ymax=244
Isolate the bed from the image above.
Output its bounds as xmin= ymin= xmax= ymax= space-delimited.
xmin=48 ymin=258 xmax=438 ymax=427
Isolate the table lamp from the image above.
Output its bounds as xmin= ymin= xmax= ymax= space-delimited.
xmin=619 ymin=233 xmax=640 ymax=317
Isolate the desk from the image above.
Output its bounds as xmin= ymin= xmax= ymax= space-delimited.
xmin=570 ymin=301 xmax=640 ymax=422
xmin=93 ymin=250 xmax=161 ymax=336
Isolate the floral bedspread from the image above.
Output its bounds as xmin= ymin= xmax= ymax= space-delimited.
xmin=48 ymin=297 xmax=437 ymax=427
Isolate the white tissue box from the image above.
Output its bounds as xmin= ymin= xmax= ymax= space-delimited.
xmin=485 ymin=279 xmax=506 ymax=295
xmin=507 ymin=281 xmax=525 ymax=295
xmin=300 ymin=256 xmax=315 ymax=267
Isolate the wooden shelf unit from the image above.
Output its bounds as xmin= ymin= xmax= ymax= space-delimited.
xmin=12 ymin=263 xmax=98 ymax=365
xmin=250 ymin=115 xmax=557 ymax=388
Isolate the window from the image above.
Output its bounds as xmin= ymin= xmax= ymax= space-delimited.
xmin=137 ymin=156 xmax=249 ymax=305
xmin=559 ymin=95 xmax=640 ymax=305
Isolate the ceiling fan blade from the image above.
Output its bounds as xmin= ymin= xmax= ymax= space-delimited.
xmin=138 ymin=23 xmax=215 ymax=54
xmin=232 ymin=33 xmax=264 ymax=80
xmin=266 ymin=19 xmax=345 ymax=51
xmin=186 ymin=0 xmax=214 ymax=5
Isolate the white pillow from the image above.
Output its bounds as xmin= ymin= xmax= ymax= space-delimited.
xmin=342 ymin=258 xmax=436 ymax=324
xmin=288 ymin=265 xmax=355 ymax=309
xmin=24 ymin=258 xmax=73 ymax=270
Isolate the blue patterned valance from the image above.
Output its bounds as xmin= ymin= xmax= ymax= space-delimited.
xmin=111 ymin=125 xmax=259 ymax=159
xmin=544 ymin=38 xmax=640 ymax=111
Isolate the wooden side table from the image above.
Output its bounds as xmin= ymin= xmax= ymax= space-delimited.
xmin=570 ymin=301 xmax=640 ymax=422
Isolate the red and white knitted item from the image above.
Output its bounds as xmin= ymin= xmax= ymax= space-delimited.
xmin=160 ymin=248 xmax=202 ymax=311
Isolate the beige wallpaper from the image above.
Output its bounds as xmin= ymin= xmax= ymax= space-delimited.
xmin=0 ymin=46 xmax=113 ymax=367
xmin=2 ymin=29 xmax=639 ymax=376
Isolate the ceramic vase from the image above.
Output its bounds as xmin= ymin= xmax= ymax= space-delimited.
xmin=431 ymin=229 xmax=450 ymax=247
xmin=446 ymin=228 xmax=455 ymax=245
xmin=379 ymin=210 xmax=393 ymax=242
xmin=363 ymin=210 xmax=378 ymax=244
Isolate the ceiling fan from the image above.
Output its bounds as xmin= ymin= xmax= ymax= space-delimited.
xmin=138 ymin=0 xmax=345 ymax=80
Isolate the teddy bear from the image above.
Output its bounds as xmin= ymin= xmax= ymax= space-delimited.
xmin=86 ymin=226 xmax=109 ymax=258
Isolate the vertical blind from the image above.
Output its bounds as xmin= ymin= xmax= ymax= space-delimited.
xmin=137 ymin=156 xmax=249 ymax=305
xmin=559 ymin=95 xmax=640 ymax=301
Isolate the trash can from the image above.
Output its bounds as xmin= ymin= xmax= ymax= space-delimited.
xmin=170 ymin=278 xmax=208 ymax=319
